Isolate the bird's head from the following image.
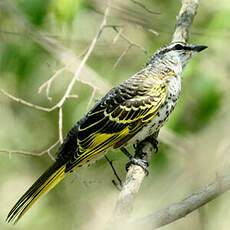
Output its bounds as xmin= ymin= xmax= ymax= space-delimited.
xmin=147 ymin=42 xmax=207 ymax=73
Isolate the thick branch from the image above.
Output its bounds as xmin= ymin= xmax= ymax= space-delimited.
xmin=107 ymin=0 xmax=200 ymax=228
xmin=106 ymin=142 xmax=154 ymax=229
xmin=128 ymin=173 xmax=230 ymax=229
xmin=172 ymin=0 xmax=199 ymax=43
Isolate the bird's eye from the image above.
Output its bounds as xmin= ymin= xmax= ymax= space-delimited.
xmin=174 ymin=44 xmax=184 ymax=50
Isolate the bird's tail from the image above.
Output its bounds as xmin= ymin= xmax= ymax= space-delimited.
xmin=6 ymin=161 xmax=67 ymax=224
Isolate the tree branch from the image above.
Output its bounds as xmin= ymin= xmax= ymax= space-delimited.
xmin=38 ymin=65 xmax=69 ymax=101
xmin=128 ymin=173 xmax=230 ymax=229
xmin=0 ymin=140 xmax=59 ymax=161
xmin=172 ymin=0 xmax=199 ymax=43
xmin=2 ymin=0 xmax=111 ymax=95
xmin=105 ymin=142 xmax=154 ymax=229
xmin=106 ymin=0 xmax=201 ymax=229
xmin=0 ymin=1 xmax=111 ymax=160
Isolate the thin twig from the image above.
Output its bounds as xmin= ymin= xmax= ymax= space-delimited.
xmin=87 ymin=87 xmax=97 ymax=111
xmin=67 ymin=94 xmax=79 ymax=99
xmin=58 ymin=107 xmax=63 ymax=143
xmin=0 ymin=140 xmax=59 ymax=161
xmin=2 ymin=0 xmax=111 ymax=95
xmin=113 ymin=44 xmax=131 ymax=69
xmin=112 ymin=27 xmax=124 ymax=44
xmin=54 ymin=6 xmax=111 ymax=110
xmin=38 ymin=65 xmax=69 ymax=101
xmin=73 ymin=171 xmax=102 ymax=187
xmin=0 ymin=2 xmax=112 ymax=163
xmin=112 ymin=26 xmax=148 ymax=54
xmin=131 ymin=0 xmax=161 ymax=15
xmin=108 ymin=24 xmax=159 ymax=36
xmin=134 ymin=24 xmax=159 ymax=36
xmin=1 ymin=89 xmax=53 ymax=112
xmin=104 ymin=25 xmax=148 ymax=54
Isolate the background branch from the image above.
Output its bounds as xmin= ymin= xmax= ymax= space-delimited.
xmin=0 ymin=140 xmax=59 ymax=161
xmin=2 ymin=0 xmax=111 ymax=95
xmin=129 ymin=173 xmax=230 ymax=229
xmin=0 ymin=1 xmax=111 ymax=160
xmin=1 ymin=0 xmax=152 ymax=161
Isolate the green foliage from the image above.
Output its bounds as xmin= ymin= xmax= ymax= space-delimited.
xmin=51 ymin=0 xmax=84 ymax=23
xmin=16 ymin=0 xmax=49 ymax=26
xmin=192 ymin=75 xmax=220 ymax=127
xmin=0 ymin=41 xmax=44 ymax=80
xmin=207 ymin=10 xmax=230 ymax=32
xmin=150 ymin=144 xmax=169 ymax=171
xmin=168 ymin=74 xmax=221 ymax=135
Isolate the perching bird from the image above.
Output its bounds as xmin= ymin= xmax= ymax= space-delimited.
xmin=6 ymin=41 xmax=207 ymax=223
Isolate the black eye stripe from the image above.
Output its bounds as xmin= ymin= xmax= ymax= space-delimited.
xmin=174 ymin=44 xmax=192 ymax=51
xmin=156 ymin=43 xmax=192 ymax=56
xmin=174 ymin=44 xmax=183 ymax=50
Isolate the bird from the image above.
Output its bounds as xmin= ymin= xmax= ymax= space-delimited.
xmin=6 ymin=41 xmax=207 ymax=223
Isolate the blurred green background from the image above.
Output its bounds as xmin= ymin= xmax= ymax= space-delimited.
xmin=1 ymin=0 xmax=230 ymax=229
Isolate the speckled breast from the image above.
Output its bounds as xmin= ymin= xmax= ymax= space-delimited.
xmin=128 ymin=76 xmax=181 ymax=145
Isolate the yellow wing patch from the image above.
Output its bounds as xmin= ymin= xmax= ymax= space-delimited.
xmin=65 ymin=74 xmax=168 ymax=172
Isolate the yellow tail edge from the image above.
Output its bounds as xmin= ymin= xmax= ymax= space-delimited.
xmin=6 ymin=163 xmax=66 ymax=224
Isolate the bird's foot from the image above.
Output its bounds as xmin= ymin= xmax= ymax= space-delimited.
xmin=146 ymin=136 xmax=159 ymax=153
xmin=126 ymin=158 xmax=149 ymax=175
xmin=135 ymin=136 xmax=159 ymax=154
xmin=121 ymin=147 xmax=149 ymax=175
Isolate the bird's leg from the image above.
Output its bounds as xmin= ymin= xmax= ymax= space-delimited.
xmin=104 ymin=156 xmax=122 ymax=191
xmin=120 ymin=147 xmax=149 ymax=175
xmin=134 ymin=135 xmax=159 ymax=154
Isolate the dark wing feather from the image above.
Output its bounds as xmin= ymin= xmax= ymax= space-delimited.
xmin=64 ymin=73 xmax=167 ymax=172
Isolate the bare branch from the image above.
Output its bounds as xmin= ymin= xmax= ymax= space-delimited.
xmin=0 ymin=140 xmax=59 ymax=161
xmin=38 ymin=65 xmax=69 ymax=101
xmin=112 ymin=26 xmax=148 ymax=54
xmin=113 ymin=45 xmax=131 ymax=69
xmin=55 ymin=6 xmax=111 ymax=109
xmin=172 ymin=0 xmax=199 ymax=43
xmin=104 ymin=25 xmax=148 ymax=54
xmin=58 ymin=107 xmax=63 ymax=143
xmin=110 ymin=24 xmax=159 ymax=37
xmin=133 ymin=25 xmax=159 ymax=36
xmin=106 ymin=25 xmax=149 ymax=69
xmin=131 ymin=0 xmax=160 ymax=15
xmin=0 ymin=2 xmax=112 ymax=160
xmin=2 ymin=0 xmax=111 ymax=95
xmin=67 ymin=94 xmax=79 ymax=99
xmin=128 ymin=173 xmax=230 ymax=229
xmin=105 ymin=142 xmax=154 ymax=229
xmin=87 ymin=87 xmax=97 ymax=111
xmin=107 ymin=0 xmax=201 ymax=229
xmin=1 ymin=89 xmax=53 ymax=112
xmin=112 ymin=27 xmax=124 ymax=44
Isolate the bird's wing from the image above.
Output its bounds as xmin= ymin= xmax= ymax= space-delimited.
xmin=65 ymin=73 xmax=167 ymax=172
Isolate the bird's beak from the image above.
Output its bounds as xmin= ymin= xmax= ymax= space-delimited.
xmin=192 ymin=45 xmax=208 ymax=52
